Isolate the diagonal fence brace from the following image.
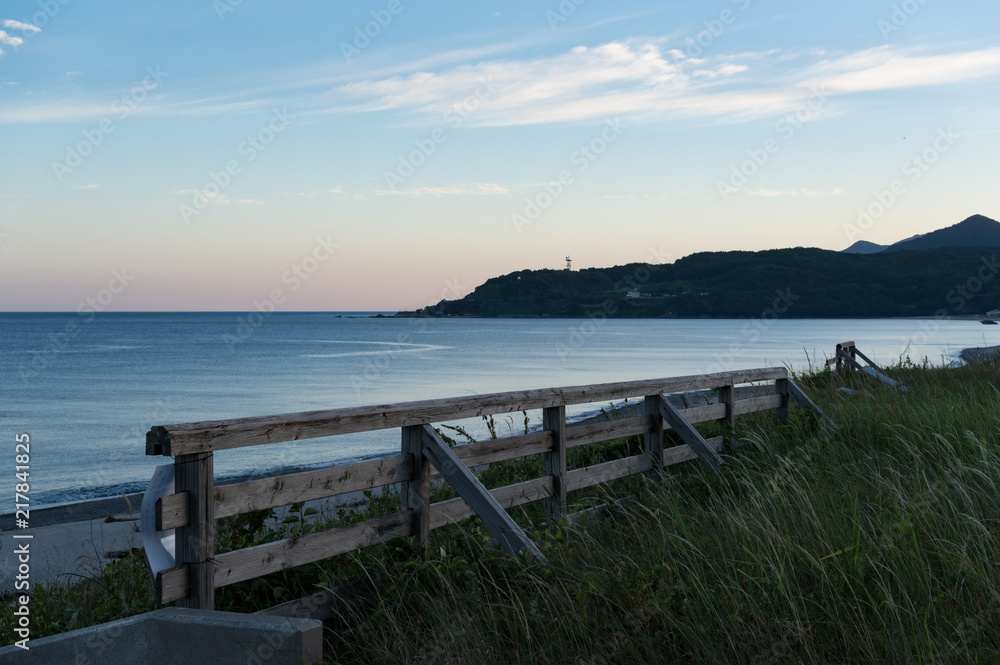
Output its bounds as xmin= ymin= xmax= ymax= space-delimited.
xmin=839 ymin=349 xmax=907 ymax=391
xmin=420 ymin=425 xmax=548 ymax=564
xmin=787 ymin=379 xmax=838 ymax=431
xmin=659 ymin=396 xmax=725 ymax=472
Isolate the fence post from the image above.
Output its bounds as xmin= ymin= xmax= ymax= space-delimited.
xmin=174 ymin=452 xmax=215 ymax=610
xmin=775 ymin=377 xmax=790 ymax=423
xmin=718 ymin=382 xmax=736 ymax=447
xmin=542 ymin=406 xmax=567 ymax=520
xmin=401 ymin=425 xmax=430 ymax=550
xmin=644 ymin=395 xmax=664 ymax=477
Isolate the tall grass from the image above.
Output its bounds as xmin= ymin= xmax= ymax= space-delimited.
xmin=326 ymin=361 xmax=1000 ymax=663
xmin=6 ymin=359 xmax=1000 ymax=663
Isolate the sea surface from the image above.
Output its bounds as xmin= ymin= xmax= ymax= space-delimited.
xmin=2 ymin=312 xmax=996 ymax=507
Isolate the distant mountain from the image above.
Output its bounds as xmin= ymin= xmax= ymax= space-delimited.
xmin=399 ymin=245 xmax=1000 ymax=319
xmin=842 ymin=240 xmax=888 ymax=254
xmin=842 ymin=214 xmax=1000 ymax=253
xmin=400 ymin=214 xmax=1000 ymax=319
xmin=884 ymin=214 xmax=1000 ymax=252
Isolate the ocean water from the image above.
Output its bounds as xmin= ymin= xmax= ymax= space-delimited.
xmin=1 ymin=312 xmax=996 ymax=507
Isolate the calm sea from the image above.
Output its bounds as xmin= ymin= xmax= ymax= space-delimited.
xmin=1 ymin=312 xmax=995 ymax=507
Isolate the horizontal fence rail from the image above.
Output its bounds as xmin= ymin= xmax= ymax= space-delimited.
xmin=147 ymin=368 xmax=788 ymax=456
xmin=146 ymin=367 xmax=828 ymax=610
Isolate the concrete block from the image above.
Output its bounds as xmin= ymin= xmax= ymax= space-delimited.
xmin=0 ymin=606 xmax=322 ymax=664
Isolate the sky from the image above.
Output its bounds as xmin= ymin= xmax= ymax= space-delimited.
xmin=0 ymin=0 xmax=998 ymax=312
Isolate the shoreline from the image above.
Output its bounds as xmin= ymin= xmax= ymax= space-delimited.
xmin=959 ymin=344 xmax=1000 ymax=364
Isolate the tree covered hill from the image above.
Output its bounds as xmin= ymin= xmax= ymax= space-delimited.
xmin=400 ymin=246 xmax=1000 ymax=318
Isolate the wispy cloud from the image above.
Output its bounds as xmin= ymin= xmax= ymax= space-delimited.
xmin=746 ymin=187 xmax=845 ymax=198
xmin=373 ymin=183 xmax=509 ymax=197
xmin=2 ymin=37 xmax=999 ymax=128
xmin=2 ymin=20 xmax=40 ymax=33
xmin=75 ymin=184 xmax=99 ymax=190
xmin=0 ymin=30 xmax=24 ymax=49
xmin=0 ymin=19 xmax=39 ymax=55
xmin=237 ymin=198 xmax=262 ymax=205
xmin=801 ymin=46 xmax=1000 ymax=93
xmin=325 ymin=41 xmax=1000 ymax=127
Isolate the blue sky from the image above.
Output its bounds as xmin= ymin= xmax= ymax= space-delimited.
xmin=1 ymin=0 xmax=998 ymax=311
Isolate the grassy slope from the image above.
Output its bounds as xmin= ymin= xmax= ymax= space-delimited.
xmin=6 ymin=360 xmax=1000 ymax=663
xmin=328 ymin=361 xmax=1000 ymax=663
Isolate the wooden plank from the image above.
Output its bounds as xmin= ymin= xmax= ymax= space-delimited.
xmin=542 ymin=406 xmax=567 ymax=519
xmin=150 ymin=368 xmax=789 ymax=456
xmin=146 ymin=430 xmax=162 ymax=456
xmin=717 ymin=384 xmax=736 ymax=451
xmin=852 ymin=347 xmax=883 ymax=371
xmin=156 ymin=564 xmax=190 ymax=604
xmin=434 ymin=431 xmax=552 ymax=474
xmin=430 ymin=477 xmax=552 ymax=530
xmin=834 ymin=341 xmax=854 ymax=373
xmin=733 ymin=394 xmax=782 ymax=416
xmin=839 ymin=350 xmax=906 ymax=389
xmin=566 ymin=416 xmax=646 ymax=448
xmin=564 ymin=404 xmax=727 ymax=449
xmin=678 ymin=403 xmax=728 ymax=425
xmin=401 ymin=426 xmax=429 ymax=550
xmin=565 ymin=453 xmax=654 ymax=491
xmin=644 ymin=395 xmax=664 ymax=477
xmin=835 ymin=342 xmax=856 ymax=373
xmin=420 ymin=425 xmax=547 ymax=563
xmin=214 ymin=511 xmax=413 ymax=588
xmin=173 ymin=453 xmax=215 ymax=609
xmin=663 ymin=436 xmax=725 ymax=466
xmin=775 ymin=378 xmax=790 ymax=423
xmin=156 ymin=491 xmax=189 ymax=531
xmin=214 ymin=455 xmax=411 ymax=520
xmin=659 ymin=397 xmax=725 ymax=472
xmin=787 ymin=379 xmax=838 ymax=431
xmin=718 ymin=385 xmax=736 ymax=428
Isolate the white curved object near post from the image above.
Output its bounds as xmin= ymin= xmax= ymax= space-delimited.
xmin=141 ymin=464 xmax=176 ymax=576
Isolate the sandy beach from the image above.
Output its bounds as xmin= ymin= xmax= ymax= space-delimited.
xmin=0 ymin=514 xmax=141 ymax=593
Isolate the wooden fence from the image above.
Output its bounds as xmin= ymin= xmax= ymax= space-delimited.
xmin=146 ymin=367 xmax=827 ymax=611
xmin=826 ymin=341 xmax=905 ymax=389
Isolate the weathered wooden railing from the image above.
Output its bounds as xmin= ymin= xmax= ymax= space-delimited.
xmin=146 ymin=367 xmax=826 ymax=611
xmin=826 ymin=341 xmax=906 ymax=389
